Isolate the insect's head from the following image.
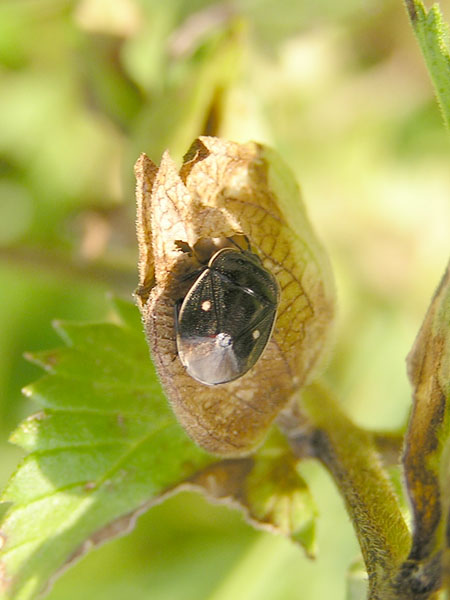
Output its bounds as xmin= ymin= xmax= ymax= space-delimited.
xmin=174 ymin=234 xmax=251 ymax=264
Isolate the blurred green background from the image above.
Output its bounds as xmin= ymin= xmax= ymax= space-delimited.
xmin=0 ymin=0 xmax=449 ymax=598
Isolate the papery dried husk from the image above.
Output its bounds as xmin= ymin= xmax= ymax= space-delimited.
xmin=135 ymin=137 xmax=335 ymax=455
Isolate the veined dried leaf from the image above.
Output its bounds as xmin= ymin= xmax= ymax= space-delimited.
xmin=400 ymin=260 xmax=450 ymax=594
xmin=188 ymin=429 xmax=316 ymax=557
xmin=135 ymin=137 xmax=335 ymax=455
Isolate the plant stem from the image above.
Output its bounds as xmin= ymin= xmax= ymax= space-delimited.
xmin=279 ymin=382 xmax=411 ymax=599
xmin=0 ymin=245 xmax=135 ymax=294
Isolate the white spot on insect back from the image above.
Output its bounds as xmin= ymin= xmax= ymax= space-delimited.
xmin=252 ymin=329 xmax=260 ymax=340
xmin=216 ymin=332 xmax=232 ymax=347
xmin=201 ymin=300 xmax=211 ymax=311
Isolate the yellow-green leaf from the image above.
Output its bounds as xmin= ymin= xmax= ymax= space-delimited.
xmin=405 ymin=0 xmax=450 ymax=131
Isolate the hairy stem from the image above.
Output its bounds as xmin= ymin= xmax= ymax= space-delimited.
xmin=279 ymin=382 xmax=411 ymax=599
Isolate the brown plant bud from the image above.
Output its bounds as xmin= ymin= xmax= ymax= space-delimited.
xmin=135 ymin=137 xmax=335 ymax=455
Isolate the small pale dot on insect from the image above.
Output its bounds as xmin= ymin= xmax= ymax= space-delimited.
xmin=252 ymin=330 xmax=260 ymax=340
xmin=201 ymin=300 xmax=212 ymax=311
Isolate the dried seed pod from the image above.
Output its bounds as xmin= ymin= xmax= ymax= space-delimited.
xmin=135 ymin=137 xmax=335 ymax=456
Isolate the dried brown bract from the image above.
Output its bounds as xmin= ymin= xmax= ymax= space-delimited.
xmin=135 ymin=137 xmax=334 ymax=455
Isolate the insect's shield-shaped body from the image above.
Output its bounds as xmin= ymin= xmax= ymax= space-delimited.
xmin=176 ymin=247 xmax=280 ymax=386
xmin=135 ymin=137 xmax=335 ymax=456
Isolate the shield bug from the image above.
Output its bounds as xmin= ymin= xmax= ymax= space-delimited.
xmin=176 ymin=247 xmax=280 ymax=386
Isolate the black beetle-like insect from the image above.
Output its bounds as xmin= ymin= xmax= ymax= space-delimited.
xmin=176 ymin=247 xmax=280 ymax=386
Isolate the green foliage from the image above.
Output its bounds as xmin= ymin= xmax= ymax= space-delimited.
xmin=0 ymin=300 xmax=213 ymax=599
xmin=0 ymin=0 xmax=449 ymax=599
xmin=405 ymin=0 xmax=450 ymax=130
xmin=0 ymin=299 xmax=315 ymax=600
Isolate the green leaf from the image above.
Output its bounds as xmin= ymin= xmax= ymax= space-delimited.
xmin=0 ymin=304 xmax=214 ymax=600
xmin=243 ymin=431 xmax=317 ymax=556
xmin=405 ymin=0 xmax=450 ymax=131
xmin=189 ymin=430 xmax=317 ymax=557
xmin=0 ymin=299 xmax=317 ymax=600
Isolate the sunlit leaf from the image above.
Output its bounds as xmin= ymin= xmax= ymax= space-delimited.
xmin=405 ymin=0 xmax=450 ymax=130
xmin=0 ymin=299 xmax=316 ymax=600
xmin=0 ymin=305 xmax=213 ymax=600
